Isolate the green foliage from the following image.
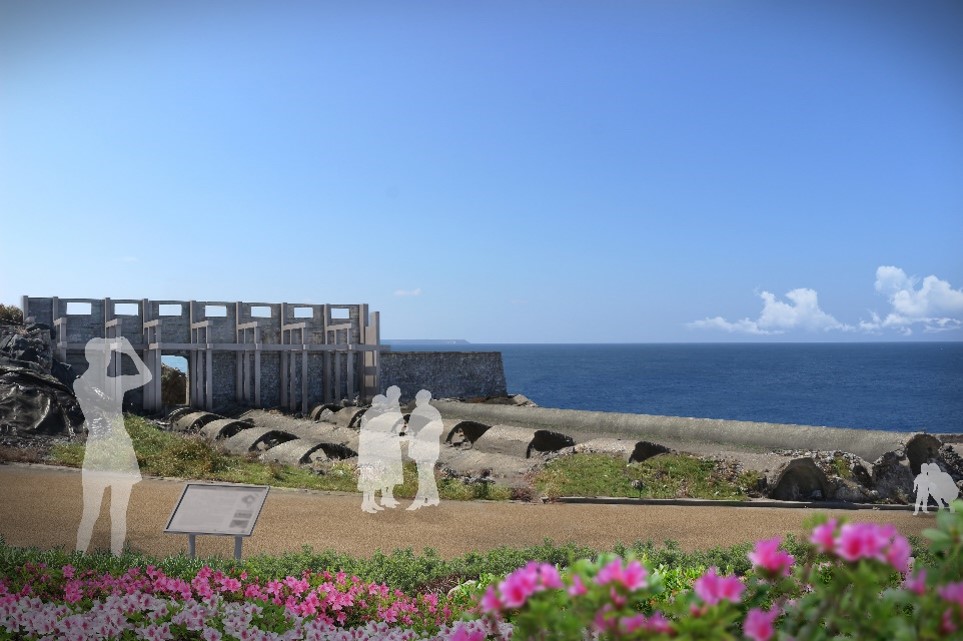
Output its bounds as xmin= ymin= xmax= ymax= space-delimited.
xmin=0 ymin=304 xmax=23 ymax=325
xmin=0 ymin=530 xmax=935 ymax=599
xmin=534 ymin=452 xmax=763 ymax=501
xmin=46 ymin=415 xmax=512 ymax=499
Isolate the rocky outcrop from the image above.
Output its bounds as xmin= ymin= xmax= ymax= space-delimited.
xmin=0 ymin=322 xmax=84 ymax=437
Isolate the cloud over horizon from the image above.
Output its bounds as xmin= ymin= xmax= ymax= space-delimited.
xmin=394 ymin=288 xmax=423 ymax=297
xmin=688 ymin=288 xmax=850 ymax=335
xmin=689 ymin=266 xmax=963 ymax=337
xmin=859 ymin=266 xmax=963 ymax=335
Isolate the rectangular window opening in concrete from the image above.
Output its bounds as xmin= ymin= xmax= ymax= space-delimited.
xmin=159 ymin=304 xmax=182 ymax=316
xmin=114 ymin=303 xmax=139 ymax=316
xmin=251 ymin=306 xmax=272 ymax=318
xmin=206 ymin=305 xmax=228 ymax=318
xmin=161 ymin=354 xmax=189 ymax=406
xmin=66 ymin=302 xmax=92 ymax=315
xmin=293 ymin=307 xmax=313 ymax=319
xmin=331 ymin=307 xmax=350 ymax=319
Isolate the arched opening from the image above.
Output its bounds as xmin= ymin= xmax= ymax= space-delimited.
xmin=161 ymin=354 xmax=189 ymax=409
xmin=770 ymin=458 xmax=831 ymax=501
xmin=905 ymin=434 xmax=943 ymax=476
xmin=629 ymin=441 xmax=671 ymax=463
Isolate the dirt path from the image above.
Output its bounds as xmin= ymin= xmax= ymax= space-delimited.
xmin=0 ymin=463 xmax=936 ymax=561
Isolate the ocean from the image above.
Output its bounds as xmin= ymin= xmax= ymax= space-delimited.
xmin=389 ymin=343 xmax=963 ymax=433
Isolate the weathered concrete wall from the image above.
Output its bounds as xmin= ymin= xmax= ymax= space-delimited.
xmin=21 ymin=296 xmax=381 ymax=413
xmin=380 ymin=351 xmax=507 ymax=402
xmin=432 ymin=400 xmax=915 ymax=462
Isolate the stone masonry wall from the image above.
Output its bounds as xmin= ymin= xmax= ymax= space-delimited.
xmin=380 ymin=351 xmax=507 ymax=402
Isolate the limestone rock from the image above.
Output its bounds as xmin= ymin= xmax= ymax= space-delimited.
xmin=872 ymin=450 xmax=915 ymax=503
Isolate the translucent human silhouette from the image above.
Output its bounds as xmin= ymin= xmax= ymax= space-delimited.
xmin=380 ymin=385 xmax=406 ymax=507
xmin=406 ymin=389 xmax=443 ymax=510
xmin=914 ymin=462 xmax=959 ymax=514
xmin=74 ymin=337 xmax=152 ymax=554
xmin=357 ymin=389 xmax=405 ymax=513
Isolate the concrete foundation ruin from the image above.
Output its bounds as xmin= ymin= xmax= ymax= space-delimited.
xmin=21 ymin=296 xmax=383 ymax=414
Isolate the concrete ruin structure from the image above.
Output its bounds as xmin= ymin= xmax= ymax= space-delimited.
xmin=21 ymin=296 xmax=382 ymax=414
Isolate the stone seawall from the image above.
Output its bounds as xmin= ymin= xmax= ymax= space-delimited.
xmin=380 ymin=351 xmax=507 ymax=402
xmin=431 ymin=400 xmax=914 ymax=462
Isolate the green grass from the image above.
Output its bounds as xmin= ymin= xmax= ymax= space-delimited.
xmin=49 ymin=414 xmax=511 ymax=501
xmin=534 ymin=452 xmax=764 ymax=501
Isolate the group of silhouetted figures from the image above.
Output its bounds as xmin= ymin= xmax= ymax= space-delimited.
xmin=913 ymin=463 xmax=959 ymax=515
xmin=357 ymin=385 xmax=444 ymax=513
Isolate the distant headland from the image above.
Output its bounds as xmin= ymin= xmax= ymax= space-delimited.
xmin=384 ymin=339 xmax=471 ymax=345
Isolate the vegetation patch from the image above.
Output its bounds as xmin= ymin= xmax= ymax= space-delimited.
xmin=534 ymin=452 xmax=764 ymax=501
xmin=47 ymin=414 xmax=512 ymax=501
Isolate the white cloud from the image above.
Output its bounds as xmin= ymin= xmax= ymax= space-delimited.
xmin=860 ymin=266 xmax=963 ymax=333
xmin=394 ymin=287 xmax=422 ymax=297
xmin=688 ymin=288 xmax=851 ymax=335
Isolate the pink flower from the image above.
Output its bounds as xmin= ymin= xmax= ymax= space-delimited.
xmin=939 ymin=582 xmax=963 ymax=608
xmin=809 ymin=519 xmax=837 ymax=554
xmin=835 ymin=523 xmax=886 ymax=563
xmin=449 ymin=623 xmax=486 ymax=641
xmin=538 ymin=564 xmax=564 ymax=590
xmin=885 ymin=535 xmax=912 ymax=574
xmin=619 ymin=612 xmax=672 ymax=634
xmin=568 ymin=575 xmax=587 ymax=597
xmin=480 ymin=586 xmax=502 ymax=614
xmin=744 ymin=607 xmax=779 ymax=641
xmin=749 ymin=538 xmax=794 ymax=578
xmin=903 ymin=570 xmax=927 ymax=596
xmin=622 ymin=560 xmax=648 ymax=590
xmin=620 ymin=614 xmax=647 ymax=633
xmin=498 ymin=564 xmax=540 ymax=608
xmin=595 ymin=558 xmax=648 ymax=591
xmin=694 ymin=567 xmax=745 ymax=605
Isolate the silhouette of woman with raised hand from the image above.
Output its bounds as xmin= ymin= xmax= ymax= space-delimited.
xmin=74 ymin=336 xmax=152 ymax=555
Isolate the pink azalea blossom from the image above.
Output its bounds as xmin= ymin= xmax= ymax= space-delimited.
xmin=595 ymin=558 xmax=648 ymax=591
xmin=885 ymin=535 xmax=912 ymax=574
xmin=480 ymin=586 xmax=502 ymax=614
xmin=835 ymin=523 xmax=886 ymax=563
xmin=903 ymin=570 xmax=927 ymax=596
xmin=939 ymin=582 xmax=963 ymax=608
xmin=809 ymin=519 xmax=837 ymax=554
xmin=693 ymin=567 xmax=745 ymax=605
xmin=748 ymin=538 xmax=795 ymax=578
xmin=744 ymin=607 xmax=779 ymax=641
xmin=568 ymin=574 xmax=587 ymax=597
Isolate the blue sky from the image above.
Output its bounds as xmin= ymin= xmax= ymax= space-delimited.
xmin=2 ymin=1 xmax=961 ymax=342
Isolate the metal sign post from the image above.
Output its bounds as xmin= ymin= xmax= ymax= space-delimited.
xmin=165 ymin=483 xmax=269 ymax=560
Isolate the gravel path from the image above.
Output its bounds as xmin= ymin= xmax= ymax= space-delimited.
xmin=0 ymin=463 xmax=936 ymax=561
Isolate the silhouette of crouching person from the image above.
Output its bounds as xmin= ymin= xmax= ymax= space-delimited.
xmin=74 ymin=337 xmax=152 ymax=555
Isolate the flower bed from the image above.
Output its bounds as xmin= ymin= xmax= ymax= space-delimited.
xmin=2 ymin=502 xmax=961 ymax=640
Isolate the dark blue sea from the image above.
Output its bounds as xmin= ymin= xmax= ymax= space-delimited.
xmin=388 ymin=343 xmax=963 ymax=433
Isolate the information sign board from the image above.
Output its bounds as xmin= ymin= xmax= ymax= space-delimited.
xmin=165 ymin=483 xmax=269 ymax=537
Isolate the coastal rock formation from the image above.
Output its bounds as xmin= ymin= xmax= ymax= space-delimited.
xmin=872 ymin=451 xmax=915 ymax=504
xmin=0 ymin=322 xmax=84 ymax=437
xmin=766 ymin=458 xmax=831 ymax=501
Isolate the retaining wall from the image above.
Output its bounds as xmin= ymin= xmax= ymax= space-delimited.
xmin=431 ymin=401 xmax=914 ymax=462
xmin=380 ymin=351 xmax=507 ymax=401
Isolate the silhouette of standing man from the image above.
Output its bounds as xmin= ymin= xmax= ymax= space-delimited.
xmin=406 ymin=389 xmax=442 ymax=510
xmin=74 ymin=337 xmax=151 ymax=555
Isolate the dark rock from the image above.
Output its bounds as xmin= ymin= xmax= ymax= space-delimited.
xmin=0 ymin=323 xmax=84 ymax=437
xmin=872 ymin=450 xmax=914 ymax=503
xmin=767 ymin=458 xmax=831 ymax=501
